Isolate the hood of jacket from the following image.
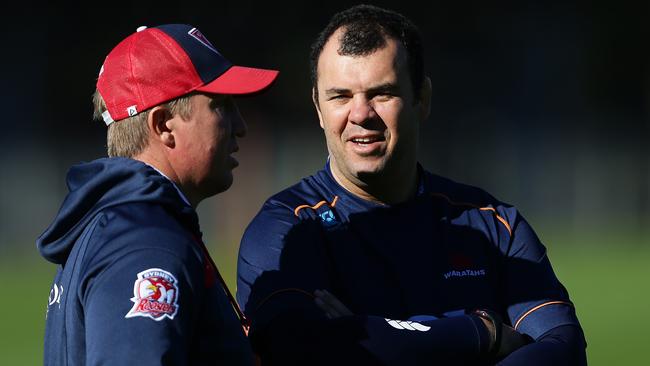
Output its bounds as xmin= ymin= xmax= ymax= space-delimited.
xmin=37 ymin=157 xmax=198 ymax=264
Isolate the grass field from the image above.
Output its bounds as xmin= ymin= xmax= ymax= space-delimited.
xmin=548 ymin=243 xmax=650 ymax=365
xmin=1 ymin=239 xmax=648 ymax=365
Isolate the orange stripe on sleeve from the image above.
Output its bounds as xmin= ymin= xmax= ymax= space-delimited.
xmin=514 ymin=301 xmax=573 ymax=330
xmin=294 ymin=196 xmax=339 ymax=216
xmin=478 ymin=207 xmax=512 ymax=236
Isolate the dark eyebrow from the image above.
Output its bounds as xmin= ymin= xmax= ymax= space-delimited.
xmin=324 ymin=83 xmax=400 ymax=97
xmin=324 ymin=88 xmax=350 ymax=97
xmin=366 ymin=83 xmax=400 ymax=95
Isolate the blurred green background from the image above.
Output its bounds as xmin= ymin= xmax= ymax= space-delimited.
xmin=1 ymin=1 xmax=648 ymax=365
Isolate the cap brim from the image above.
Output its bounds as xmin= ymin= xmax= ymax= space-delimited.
xmin=196 ymin=66 xmax=279 ymax=95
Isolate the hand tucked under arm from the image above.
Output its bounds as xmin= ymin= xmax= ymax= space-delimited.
xmin=314 ymin=289 xmax=353 ymax=318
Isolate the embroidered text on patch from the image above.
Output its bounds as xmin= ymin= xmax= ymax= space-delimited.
xmin=125 ymin=268 xmax=179 ymax=321
xmin=443 ymin=269 xmax=486 ymax=279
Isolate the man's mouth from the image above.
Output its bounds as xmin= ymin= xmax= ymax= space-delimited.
xmin=350 ymin=135 xmax=385 ymax=144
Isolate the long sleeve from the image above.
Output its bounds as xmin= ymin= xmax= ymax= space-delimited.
xmin=82 ymin=247 xmax=202 ymax=365
xmin=494 ymin=207 xmax=586 ymax=365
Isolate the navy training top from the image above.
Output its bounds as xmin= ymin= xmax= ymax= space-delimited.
xmin=237 ymin=162 xmax=586 ymax=365
xmin=37 ymin=157 xmax=253 ymax=365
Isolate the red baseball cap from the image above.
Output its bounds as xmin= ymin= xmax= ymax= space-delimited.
xmin=96 ymin=24 xmax=279 ymax=124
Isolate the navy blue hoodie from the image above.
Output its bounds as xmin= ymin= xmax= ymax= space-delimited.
xmin=38 ymin=157 xmax=252 ymax=365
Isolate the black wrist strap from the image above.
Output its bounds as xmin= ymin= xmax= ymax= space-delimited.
xmin=473 ymin=309 xmax=502 ymax=358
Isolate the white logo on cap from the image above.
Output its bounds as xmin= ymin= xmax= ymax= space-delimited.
xmin=188 ymin=28 xmax=221 ymax=55
xmin=127 ymin=106 xmax=138 ymax=116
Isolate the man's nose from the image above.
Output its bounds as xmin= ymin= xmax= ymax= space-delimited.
xmin=348 ymin=96 xmax=376 ymax=126
xmin=233 ymin=109 xmax=247 ymax=138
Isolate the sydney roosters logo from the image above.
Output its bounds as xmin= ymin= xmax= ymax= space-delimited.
xmin=125 ymin=268 xmax=179 ymax=321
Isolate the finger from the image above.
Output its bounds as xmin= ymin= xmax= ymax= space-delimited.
xmin=321 ymin=289 xmax=353 ymax=316
xmin=315 ymin=291 xmax=349 ymax=318
xmin=314 ymin=295 xmax=337 ymax=318
xmin=315 ymin=290 xmax=341 ymax=312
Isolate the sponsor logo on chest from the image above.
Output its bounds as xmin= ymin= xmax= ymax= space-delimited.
xmin=443 ymin=252 xmax=487 ymax=280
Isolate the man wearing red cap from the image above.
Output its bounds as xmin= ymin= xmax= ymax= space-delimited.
xmin=37 ymin=24 xmax=277 ymax=365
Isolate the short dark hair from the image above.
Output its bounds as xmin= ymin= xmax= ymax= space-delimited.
xmin=309 ymin=4 xmax=424 ymax=100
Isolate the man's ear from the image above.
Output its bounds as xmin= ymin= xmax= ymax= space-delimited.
xmin=147 ymin=106 xmax=175 ymax=148
xmin=417 ymin=76 xmax=432 ymax=121
xmin=312 ymin=88 xmax=325 ymax=129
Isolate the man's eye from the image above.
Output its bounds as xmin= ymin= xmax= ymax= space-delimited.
xmin=212 ymin=97 xmax=236 ymax=111
xmin=329 ymin=95 xmax=348 ymax=101
xmin=374 ymin=92 xmax=395 ymax=99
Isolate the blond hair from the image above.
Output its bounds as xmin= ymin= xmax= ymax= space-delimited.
xmin=92 ymin=91 xmax=194 ymax=157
